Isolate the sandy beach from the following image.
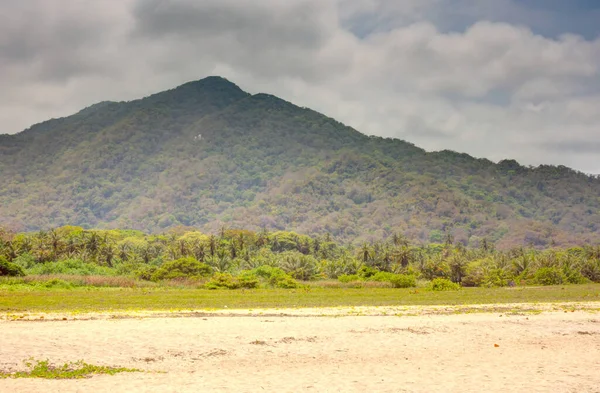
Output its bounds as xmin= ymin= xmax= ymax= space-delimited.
xmin=1 ymin=304 xmax=600 ymax=392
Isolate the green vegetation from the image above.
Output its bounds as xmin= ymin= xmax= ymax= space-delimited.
xmin=0 ymin=256 xmax=24 ymax=277
xmin=1 ymin=285 xmax=599 ymax=313
xmin=0 ymin=358 xmax=140 ymax=379
xmin=1 ymin=77 xmax=599 ymax=248
xmin=1 ymin=226 xmax=600 ymax=292
xmin=428 ymin=278 xmax=462 ymax=291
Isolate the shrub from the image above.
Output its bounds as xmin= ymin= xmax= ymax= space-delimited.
xmin=206 ymin=273 xmax=241 ymax=290
xmin=40 ymin=278 xmax=74 ymax=289
xmin=338 ymin=274 xmax=361 ymax=283
xmin=483 ymin=268 xmax=512 ymax=288
xmin=564 ymin=268 xmax=590 ymax=284
xmin=250 ymin=266 xmax=299 ymax=288
xmin=113 ymin=262 xmax=143 ymax=276
xmin=369 ymin=271 xmax=397 ymax=282
xmin=12 ymin=253 xmax=37 ymax=270
xmin=0 ymin=257 xmax=25 ymax=277
xmin=151 ymin=257 xmax=212 ymax=281
xmin=27 ymin=259 xmax=114 ymax=276
xmin=580 ymin=258 xmax=600 ymax=282
xmin=461 ymin=261 xmax=484 ymax=287
xmin=252 ymin=265 xmax=286 ymax=280
xmin=271 ymin=274 xmax=299 ymax=289
xmin=533 ymin=267 xmax=567 ymax=286
xmin=366 ymin=272 xmax=417 ymax=288
xmin=389 ymin=274 xmax=417 ymax=288
xmin=206 ymin=271 xmax=260 ymax=290
xmin=237 ymin=271 xmax=260 ymax=289
xmin=135 ymin=266 xmax=158 ymax=281
xmin=358 ymin=265 xmax=379 ymax=279
xmin=428 ymin=278 xmax=461 ymax=291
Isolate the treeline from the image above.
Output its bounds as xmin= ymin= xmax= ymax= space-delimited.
xmin=1 ymin=226 xmax=599 ymax=288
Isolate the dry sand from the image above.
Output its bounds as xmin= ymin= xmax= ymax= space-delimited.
xmin=1 ymin=304 xmax=600 ymax=392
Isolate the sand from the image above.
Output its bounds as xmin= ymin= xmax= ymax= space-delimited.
xmin=1 ymin=304 xmax=600 ymax=392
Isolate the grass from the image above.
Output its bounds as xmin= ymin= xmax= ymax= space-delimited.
xmin=0 ymin=358 xmax=140 ymax=379
xmin=1 ymin=284 xmax=599 ymax=314
xmin=0 ymin=275 xmax=205 ymax=290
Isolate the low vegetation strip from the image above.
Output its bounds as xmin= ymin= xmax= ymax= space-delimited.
xmin=0 ymin=358 xmax=140 ymax=379
xmin=1 ymin=285 xmax=599 ymax=314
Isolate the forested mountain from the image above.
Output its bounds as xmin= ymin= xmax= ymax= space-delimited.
xmin=1 ymin=76 xmax=599 ymax=248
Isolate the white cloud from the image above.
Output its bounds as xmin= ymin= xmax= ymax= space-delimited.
xmin=1 ymin=0 xmax=599 ymax=173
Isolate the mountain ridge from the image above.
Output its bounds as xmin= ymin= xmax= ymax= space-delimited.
xmin=1 ymin=76 xmax=599 ymax=248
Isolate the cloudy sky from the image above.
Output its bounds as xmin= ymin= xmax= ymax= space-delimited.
xmin=2 ymin=0 xmax=600 ymax=173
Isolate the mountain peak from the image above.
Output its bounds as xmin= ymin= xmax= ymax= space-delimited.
xmin=138 ymin=75 xmax=250 ymax=110
xmin=177 ymin=76 xmax=242 ymax=91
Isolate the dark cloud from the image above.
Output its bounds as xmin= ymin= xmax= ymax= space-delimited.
xmin=132 ymin=0 xmax=328 ymax=48
xmin=0 ymin=2 xmax=123 ymax=83
xmin=129 ymin=0 xmax=342 ymax=81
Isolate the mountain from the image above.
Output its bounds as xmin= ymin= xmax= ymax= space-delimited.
xmin=1 ymin=76 xmax=599 ymax=248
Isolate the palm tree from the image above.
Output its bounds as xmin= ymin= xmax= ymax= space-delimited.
xmin=48 ymin=229 xmax=63 ymax=260
xmin=207 ymin=249 xmax=232 ymax=272
xmin=208 ymin=235 xmax=217 ymax=257
xmin=230 ymin=242 xmax=237 ymax=259
xmin=138 ymin=244 xmax=155 ymax=264
xmin=100 ymin=244 xmax=116 ymax=267
xmin=117 ymin=243 xmax=130 ymax=262
xmin=190 ymin=241 xmax=206 ymax=262
xmin=85 ymin=232 xmax=101 ymax=259
xmin=360 ymin=243 xmax=372 ymax=264
xmin=256 ymin=228 xmax=269 ymax=247
xmin=178 ymin=239 xmax=189 ymax=257
xmin=391 ymin=232 xmax=409 ymax=248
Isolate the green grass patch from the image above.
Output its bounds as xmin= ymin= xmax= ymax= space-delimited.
xmin=1 ymin=284 xmax=599 ymax=313
xmin=0 ymin=358 xmax=140 ymax=379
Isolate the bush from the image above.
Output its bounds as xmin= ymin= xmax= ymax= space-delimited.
xmin=533 ymin=267 xmax=567 ymax=286
xmin=271 ymin=274 xmax=299 ymax=289
xmin=0 ymin=257 xmax=25 ymax=277
xmin=27 ymin=259 xmax=114 ymax=276
xmin=252 ymin=265 xmax=285 ymax=279
xmin=389 ymin=274 xmax=417 ymax=288
xmin=135 ymin=265 xmax=158 ymax=281
xmin=151 ymin=257 xmax=212 ymax=281
xmin=205 ymin=271 xmax=260 ymax=290
xmin=461 ymin=261 xmax=484 ymax=287
xmin=564 ymin=268 xmax=590 ymax=284
xmin=237 ymin=271 xmax=260 ymax=289
xmin=580 ymin=258 xmax=600 ymax=282
xmin=367 ymin=272 xmax=417 ymax=288
xmin=12 ymin=253 xmax=37 ymax=270
xmin=206 ymin=273 xmax=241 ymax=290
xmin=250 ymin=266 xmax=299 ymax=288
xmin=358 ymin=265 xmax=379 ymax=279
xmin=483 ymin=268 xmax=512 ymax=288
xmin=428 ymin=278 xmax=461 ymax=291
xmin=40 ymin=278 xmax=74 ymax=289
xmin=338 ymin=274 xmax=361 ymax=283
xmin=369 ymin=271 xmax=396 ymax=282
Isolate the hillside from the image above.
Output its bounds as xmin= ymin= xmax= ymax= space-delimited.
xmin=1 ymin=76 xmax=599 ymax=248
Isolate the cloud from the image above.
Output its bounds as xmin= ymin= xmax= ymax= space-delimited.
xmin=1 ymin=0 xmax=599 ymax=173
xmin=540 ymin=140 xmax=600 ymax=154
